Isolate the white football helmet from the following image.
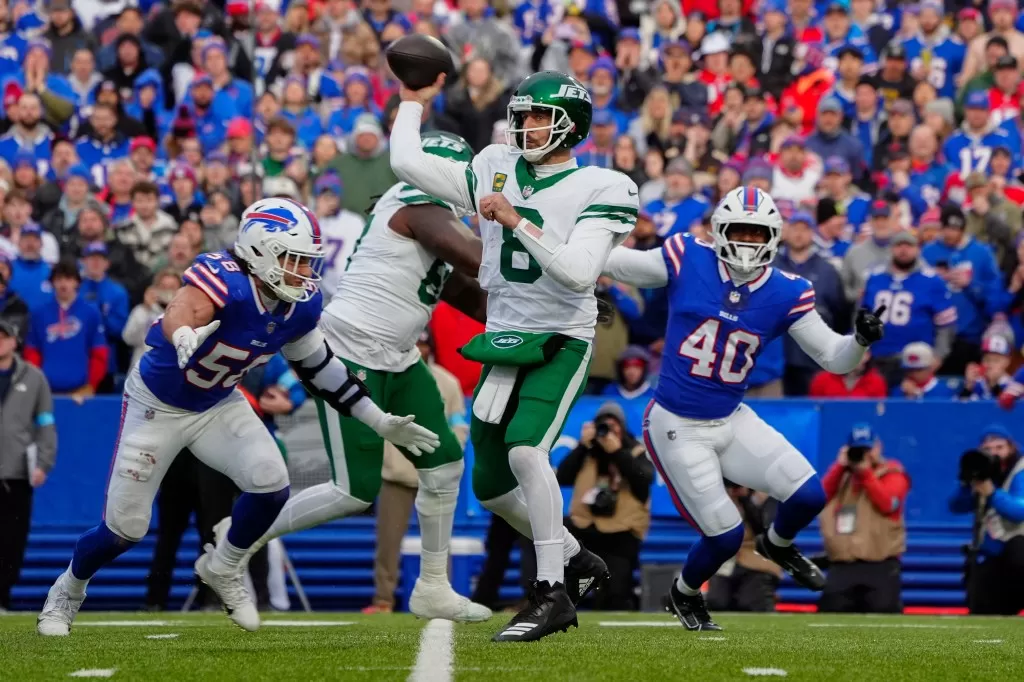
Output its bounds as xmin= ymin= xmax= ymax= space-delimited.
xmin=710 ymin=186 xmax=783 ymax=274
xmin=236 ymin=197 xmax=325 ymax=302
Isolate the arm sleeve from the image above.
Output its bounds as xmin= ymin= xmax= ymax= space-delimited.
xmin=787 ymin=309 xmax=868 ymax=374
xmin=389 ymin=101 xmax=477 ymax=212
xmin=857 ymin=467 xmax=910 ymax=515
xmin=602 ymin=246 xmax=670 ymax=288
xmin=990 ymin=471 xmax=1024 ymax=523
xmin=821 ymin=461 xmax=846 ymax=500
xmin=513 ymin=219 xmax=620 ymax=293
xmin=33 ymin=371 xmax=57 ymax=473
xmin=281 ymin=327 xmax=373 ymax=418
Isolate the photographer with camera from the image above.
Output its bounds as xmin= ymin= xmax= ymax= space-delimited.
xmin=556 ymin=402 xmax=654 ymax=610
xmin=950 ymin=425 xmax=1024 ymax=615
xmin=819 ymin=424 xmax=910 ymax=613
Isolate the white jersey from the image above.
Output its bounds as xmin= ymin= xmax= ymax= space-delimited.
xmin=318 ymin=208 xmax=367 ymax=301
xmin=321 ymin=182 xmax=459 ymax=372
xmin=470 ymin=144 xmax=636 ymax=340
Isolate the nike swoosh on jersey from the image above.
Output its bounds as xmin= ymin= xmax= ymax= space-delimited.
xmin=628 ymin=190 xmax=638 ymax=196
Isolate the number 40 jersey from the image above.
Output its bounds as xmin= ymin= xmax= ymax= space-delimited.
xmin=139 ymin=251 xmax=322 ymax=412
xmin=655 ymin=236 xmax=816 ymax=420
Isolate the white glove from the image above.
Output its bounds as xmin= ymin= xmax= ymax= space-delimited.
xmin=373 ymin=413 xmax=441 ymax=456
xmin=172 ymin=321 xmax=221 ymax=369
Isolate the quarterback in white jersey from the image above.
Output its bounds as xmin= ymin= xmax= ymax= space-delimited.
xmin=391 ymin=70 xmax=637 ymax=642
xmin=236 ymin=131 xmax=492 ymax=623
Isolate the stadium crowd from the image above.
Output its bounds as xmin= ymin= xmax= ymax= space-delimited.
xmin=0 ymin=0 xmax=1023 ymax=616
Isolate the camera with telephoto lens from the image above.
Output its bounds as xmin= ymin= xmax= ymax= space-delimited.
xmin=958 ymin=449 xmax=1000 ymax=484
xmin=596 ymin=421 xmax=611 ymax=438
xmin=847 ymin=445 xmax=869 ymax=465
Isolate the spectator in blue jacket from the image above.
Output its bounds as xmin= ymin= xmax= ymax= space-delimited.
xmin=805 ymin=97 xmax=867 ymax=183
xmin=74 ymin=102 xmax=130 ymax=182
xmin=775 ymin=211 xmax=848 ymax=395
xmin=202 ymin=38 xmax=253 ymax=121
xmin=8 ymin=223 xmax=52 ymax=312
xmin=643 ymin=158 xmax=711 ymax=238
xmin=23 ymin=259 xmax=107 ymax=399
xmin=279 ymin=76 xmax=324 ymax=151
xmin=184 ymin=75 xmax=230 ymax=153
xmin=78 ymin=242 xmax=128 ymax=390
xmin=326 ymin=68 xmax=380 ymax=139
xmin=601 ymin=346 xmax=655 ymax=415
xmin=921 ymin=204 xmax=1004 ymax=374
xmin=949 ymin=424 xmax=1024 ymax=615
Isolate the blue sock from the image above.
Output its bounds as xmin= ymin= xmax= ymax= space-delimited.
xmin=226 ymin=487 xmax=290 ymax=549
xmin=770 ymin=476 xmax=827 ymax=543
xmin=679 ymin=525 xmax=744 ymax=594
xmin=70 ymin=524 xmax=136 ymax=581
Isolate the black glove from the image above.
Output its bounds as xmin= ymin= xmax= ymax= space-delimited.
xmin=854 ymin=305 xmax=886 ymax=346
xmin=597 ymin=297 xmax=615 ymax=324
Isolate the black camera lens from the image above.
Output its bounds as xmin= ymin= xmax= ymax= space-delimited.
xmin=847 ymin=446 xmax=867 ymax=464
xmin=596 ymin=422 xmax=611 ymax=438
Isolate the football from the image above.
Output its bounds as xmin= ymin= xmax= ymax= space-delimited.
xmin=385 ymin=34 xmax=455 ymax=91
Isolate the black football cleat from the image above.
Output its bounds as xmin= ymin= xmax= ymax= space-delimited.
xmin=755 ymin=533 xmax=826 ymax=591
xmin=564 ymin=547 xmax=610 ymax=606
xmin=491 ymin=581 xmax=578 ymax=642
xmin=663 ymin=581 xmax=722 ymax=631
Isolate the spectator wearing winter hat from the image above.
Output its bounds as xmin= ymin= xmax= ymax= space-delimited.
xmin=921 ymin=204 xmax=1005 ymax=374
xmin=74 ymin=103 xmax=130 ymax=182
xmin=643 ymin=157 xmax=711 ymax=238
xmin=41 ymin=0 xmax=95 ymax=76
xmin=944 ymin=91 xmax=1015 ymax=182
xmin=40 ymin=164 xmax=93 ymax=240
xmin=447 ymin=0 xmax=522 ymax=86
xmin=774 ymin=211 xmax=848 ymax=395
xmin=85 ymin=79 xmax=148 ymax=140
xmin=325 ymin=68 xmax=381 ymax=139
xmin=0 ymin=93 xmax=53 ymax=172
xmin=102 ymin=33 xmax=152 ymax=104
xmin=121 ymin=70 xmax=165 ymax=142
xmin=9 ymin=39 xmax=75 ymax=128
xmin=588 ymin=58 xmax=627 ymax=130
xmin=327 ymin=113 xmax=396 ymax=216
xmin=202 ymin=38 xmax=254 ymax=120
xmin=576 ymin=110 xmax=618 ymax=169
xmin=182 ymin=74 xmax=230 ymax=153
xmin=279 ymin=76 xmax=325 ymax=151
xmin=313 ymin=172 xmax=363 ymax=299
xmin=7 ymin=222 xmax=53 ymax=312
xmin=820 ymin=156 xmax=870 ymax=241
xmin=962 ymin=0 xmax=1024 ymax=82
xmin=601 ymin=346 xmax=655 ymax=412
xmin=897 ymin=342 xmax=957 ymax=400
xmin=225 ymin=118 xmax=256 ymax=177
xmin=841 ymin=199 xmax=897 ymax=303
xmin=613 ymin=29 xmax=659 ymax=114
xmin=128 ymin=136 xmax=164 ymax=186
xmin=10 ymin=151 xmax=42 ymax=207
xmin=78 ymin=241 xmax=129 ymax=389
xmin=67 ymin=201 xmax=147 ymax=301
xmin=165 ymin=164 xmax=203 ymax=226
xmin=960 ymin=335 xmax=1015 ymax=401
xmin=647 ymin=0 xmax=685 ymax=54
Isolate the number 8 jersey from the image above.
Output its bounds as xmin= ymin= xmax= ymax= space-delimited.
xmin=139 ymin=251 xmax=322 ymax=412
xmin=655 ymin=235 xmax=816 ymax=420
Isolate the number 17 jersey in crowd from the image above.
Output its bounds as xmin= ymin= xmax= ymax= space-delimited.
xmin=654 ymin=235 xmax=816 ymax=421
xmin=139 ymin=251 xmax=322 ymax=412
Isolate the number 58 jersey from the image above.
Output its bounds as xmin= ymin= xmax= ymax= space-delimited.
xmin=139 ymin=251 xmax=322 ymax=412
xmin=655 ymin=235 xmax=816 ymax=420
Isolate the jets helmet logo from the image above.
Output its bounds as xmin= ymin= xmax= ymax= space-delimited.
xmin=556 ymin=84 xmax=591 ymax=102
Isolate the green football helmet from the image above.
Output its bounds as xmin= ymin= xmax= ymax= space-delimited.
xmin=421 ymin=130 xmax=474 ymax=164
xmin=506 ymin=70 xmax=592 ymax=163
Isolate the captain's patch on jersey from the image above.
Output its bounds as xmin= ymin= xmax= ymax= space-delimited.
xmin=492 ymin=172 xmax=507 ymax=192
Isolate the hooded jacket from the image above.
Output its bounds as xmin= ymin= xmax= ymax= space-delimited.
xmin=327 ymin=117 xmax=398 ymax=216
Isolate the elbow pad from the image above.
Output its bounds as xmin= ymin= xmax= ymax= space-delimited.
xmin=288 ymin=341 xmax=369 ymax=416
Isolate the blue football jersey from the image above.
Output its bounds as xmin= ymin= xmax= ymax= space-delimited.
xmin=860 ymin=265 xmax=957 ymax=358
xmin=645 ymin=195 xmax=712 ymax=239
xmin=902 ymin=35 xmax=966 ymax=100
xmin=654 ymin=235 xmax=817 ymax=420
xmin=138 ymin=251 xmax=322 ymax=412
xmin=942 ymin=127 xmax=1017 ymax=179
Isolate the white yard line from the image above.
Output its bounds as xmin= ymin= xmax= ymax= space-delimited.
xmin=742 ymin=668 xmax=787 ymax=677
xmin=262 ymin=620 xmax=354 ymax=627
xmin=973 ymin=639 xmax=1004 ymax=644
xmin=408 ymin=619 xmax=454 ymax=682
xmin=599 ymin=620 xmax=680 ymax=627
xmin=807 ymin=623 xmax=982 ymax=629
xmin=145 ymin=634 xmax=179 ymax=640
xmin=68 ymin=670 xmax=116 ymax=678
xmin=699 ymin=636 xmax=727 ymax=641
xmin=77 ymin=621 xmax=170 ymax=627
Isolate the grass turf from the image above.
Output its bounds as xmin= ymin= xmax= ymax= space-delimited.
xmin=1 ymin=611 xmax=1022 ymax=681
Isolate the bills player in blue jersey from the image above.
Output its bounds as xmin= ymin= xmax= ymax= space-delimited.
xmin=603 ymin=186 xmax=885 ymax=630
xmin=37 ymin=198 xmax=440 ymax=636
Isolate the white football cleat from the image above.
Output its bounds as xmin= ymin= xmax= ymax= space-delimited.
xmin=194 ymin=545 xmax=260 ymax=632
xmin=409 ymin=579 xmax=492 ymax=623
xmin=37 ymin=575 xmax=85 ymax=636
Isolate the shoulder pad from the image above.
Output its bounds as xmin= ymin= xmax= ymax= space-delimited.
xmin=182 ymin=251 xmax=246 ymax=309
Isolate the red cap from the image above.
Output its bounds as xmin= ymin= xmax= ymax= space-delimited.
xmin=226 ymin=0 xmax=249 ymax=16
xmin=958 ymin=7 xmax=981 ymax=20
xmin=130 ymin=136 xmax=156 ymax=153
xmin=226 ymin=117 xmax=253 ymax=138
xmin=3 ymin=81 xmax=22 ymax=108
xmin=990 ymin=0 xmax=1016 ymax=11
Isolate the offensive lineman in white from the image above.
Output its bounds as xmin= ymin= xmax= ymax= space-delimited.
xmin=601 ymin=186 xmax=886 ymax=630
xmin=391 ymin=71 xmax=635 ymax=641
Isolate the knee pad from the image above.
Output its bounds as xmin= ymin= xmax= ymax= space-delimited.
xmin=416 ymin=461 xmax=464 ymax=516
xmin=245 ymin=456 xmax=290 ymax=494
xmin=507 ymin=445 xmax=544 ymax=482
xmin=764 ymin=448 xmax=816 ymax=501
xmin=705 ymin=523 xmax=745 ymax=562
xmin=106 ymin=495 xmax=153 ymax=542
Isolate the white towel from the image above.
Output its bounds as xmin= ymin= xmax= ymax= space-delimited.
xmin=472 ymin=366 xmax=519 ymax=424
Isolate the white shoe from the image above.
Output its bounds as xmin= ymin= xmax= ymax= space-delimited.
xmin=409 ymin=579 xmax=492 ymax=623
xmin=37 ymin=575 xmax=85 ymax=636
xmin=194 ymin=544 xmax=260 ymax=632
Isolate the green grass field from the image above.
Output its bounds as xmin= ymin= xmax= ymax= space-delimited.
xmin=2 ymin=611 xmax=1022 ymax=681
